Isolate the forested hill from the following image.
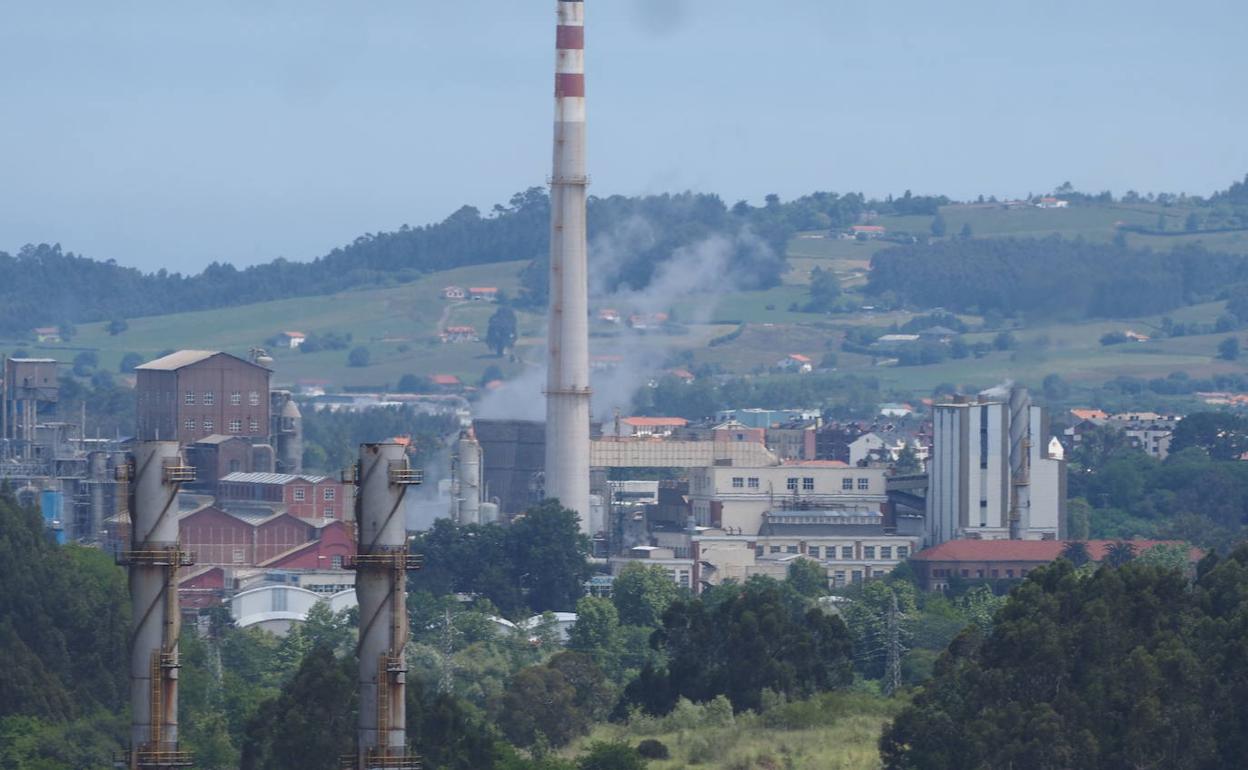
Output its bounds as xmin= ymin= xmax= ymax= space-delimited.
xmin=0 ymin=187 xmax=866 ymax=334
xmin=868 ymin=236 xmax=1248 ymax=319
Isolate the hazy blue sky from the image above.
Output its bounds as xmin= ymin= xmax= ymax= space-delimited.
xmin=1 ymin=0 xmax=1245 ymax=272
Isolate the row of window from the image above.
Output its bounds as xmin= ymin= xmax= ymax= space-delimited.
xmin=184 ymin=417 xmax=260 ymax=433
xmin=731 ymin=476 xmax=761 ymax=489
xmin=932 ymin=567 xmax=1027 ymax=579
xmin=756 ymin=544 xmax=910 ymax=560
xmin=729 ymin=476 xmax=874 ymax=491
xmin=292 ymin=487 xmax=336 ymax=502
xmin=185 ymin=390 xmax=261 ymax=406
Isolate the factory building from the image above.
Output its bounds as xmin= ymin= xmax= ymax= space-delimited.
xmin=216 ymin=471 xmax=348 ymax=523
xmin=926 ymin=386 xmax=1065 ymax=546
xmin=688 ymin=463 xmax=889 ymax=534
xmin=136 ymin=350 xmax=272 ymax=446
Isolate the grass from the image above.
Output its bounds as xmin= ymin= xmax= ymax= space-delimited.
xmin=564 ymin=692 xmax=903 ymax=770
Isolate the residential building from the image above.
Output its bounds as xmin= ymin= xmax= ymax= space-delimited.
xmin=135 ymin=350 xmax=271 ymax=445
xmin=440 ymin=326 xmax=479 ymax=343
xmin=32 ymin=326 xmax=62 ymax=343
xmin=216 ymin=471 xmax=347 ymax=522
xmin=603 ymin=416 xmax=688 ymax=438
xmin=442 ymin=286 xmax=467 ymax=300
xmin=927 ymin=387 xmax=1065 ymax=546
xmin=777 ymin=354 xmax=813 ymax=373
xmin=765 ymin=420 xmax=819 ymax=461
xmin=716 ymin=408 xmax=820 ymax=430
xmin=278 ymin=331 xmax=306 ymax=349
xmin=911 ymin=538 xmax=1203 ymax=591
xmin=468 ymin=287 xmax=499 ymax=301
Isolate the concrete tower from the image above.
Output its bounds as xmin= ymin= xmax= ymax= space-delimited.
xmin=352 ymin=443 xmax=422 ymax=770
xmin=544 ymin=0 xmax=592 ymax=531
xmin=453 ymin=428 xmax=483 ymax=525
xmin=125 ymin=442 xmax=194 ymax=769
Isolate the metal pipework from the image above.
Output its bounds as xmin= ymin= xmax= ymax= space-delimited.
xmin=544 ymin=0 xmax=592 ymax=531
xmin=124 ymin=441 xmax=194 ymax=769
xmin=350 ymin=443 xmax=422 ymax=770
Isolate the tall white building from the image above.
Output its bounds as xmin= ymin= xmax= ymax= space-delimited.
xmin=927 ymin=387 xmax=1065 ymax=546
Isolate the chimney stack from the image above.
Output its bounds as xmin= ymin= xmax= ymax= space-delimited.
xmin=544 ymin=0 xmax=592 ymax=531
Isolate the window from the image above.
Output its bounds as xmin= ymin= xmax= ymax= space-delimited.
xmin=732 ymin=477 xmax=744 ymax=488
xmin=184 ymin=418 xmax=195 ymax=430
xmin=203 ymin=391 xmax=215 ymax=406
xmin=834 ymin=571 xmax=846 ymax=587
xmin=961 ymin=569 xmax=969 ymax=577
xmin=990 ymin=569 xmax=999 ymax=578
xmin=864 ymin=546 xmax=876 ymax=559
xmin=755 ymin=546 xmax=764 ymax=557
xmin=747 ymin=477 xmax=760 ymax=489
xmin=249 ymin=391 xmax=260 ymax=407
xmin=787 ymin=545 xmax=798 ymax=554
xmin=230 ymin=391 xmax=241 ymax=405
xmin=324 ymin=508 xmax=335 ymax=520
xmin=228 ymin=418 xmax=242 ymax=433
xmin=880 ymin=546 xmax=892 ymax=559
xmin=331 ymin=555 xmax=343 ymax=569
xmin=807 ymin=546 xmax=820 ymax=558
xmin=842 ymin=477 xmax=853 ymax=490
xmin=857 ymin=477 xmax=870 ymax=490
xmin=852 ymin=570 xmax=863 ymax=584
xmin=232 ymin=548 xmax=245 ymax=564
xmin=202 ymin=418 xmax=213 ymax=432
xmin=229 ymin=460 xmax=241 ymax=473
xmin=786 ymin=477 xmax=798 ymax=491
xmin=249 ymin=418 xmax=259 ymax=433
xmin=803 ymin=477 xmax=815 ymax=491
xmin=323 ymin=487 xmax=336 ymax=501
xmin=841 ymin=546 xmax=854 ymax=559
xmin=897 ymin=546 xmax=909 ymax=558
xmin=1006 ymin=569 xmax=1015 ymax=578
xmin=770 ymin=545 xmax=781 ymax=554
xmin=184 ymin=391 xmax=195 ymax=405
xmin=293 ymin=487 xmax=306 ymax=502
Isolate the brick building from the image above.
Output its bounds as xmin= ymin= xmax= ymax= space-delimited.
xmin=216 ymin=472 xmax=347 ymax=522
xmin=136 ymin=350 xmax=271 ymax=445
xmin=910 ymin=538 xmax=1204 ymax=591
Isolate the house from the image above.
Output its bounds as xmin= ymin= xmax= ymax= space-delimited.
xmin=598 ymin=308 xmax=621 ymax=324
xmin=849 ymin=225 xmax=887 ymax=238
xmin=1036 ymin=197 xmax=1070 ymax=209
xmin=1070 ymin=408 xmax=1109 ymax=423
xmin=875 ymin=333 xmax=922 ymax=347
xmin=667 ymin=368 xmax=695 ymax=383
xmin=279 ymin=331 xmax=306 ymax=349
xmin=430 ymin=374 xmax=462 ymax=388
xmin=1124 ymin=330 xmax=1151 ymax=342
xmin=627 ymin=312 xmax=669 ymax=331
xmin=777 ymin=354 xmax=813 ymax=373
xmin=32 ymin=326 xmax=61 ymax=343
xmin=879 ymin=403 xmax=914 ymax=418
xmin=917 ymin=326 xmax=959 ymax=343
xmin=442 ymin=286 xmax=467 ymax=300
xmin=911 ymin=539 xmax=1203 ymax=591
xmin=441 ymin=326 xmax=479 ymax=343
xmin=468 ymin=287 xmax=499 ymax=301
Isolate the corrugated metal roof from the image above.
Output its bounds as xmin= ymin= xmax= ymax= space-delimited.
xmin=135 ymin=350 xmax=220 ymax=371
xmin=220 ymin=472 xmax=330 ymax=485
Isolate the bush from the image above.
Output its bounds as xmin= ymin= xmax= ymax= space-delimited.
xmin=347 ymin=346 xmax=371 ymax=367
xmin=636 ymin=739 xmax=669 ymax=760
xmin=1100 ymin=331 xmax=1129 ymax=346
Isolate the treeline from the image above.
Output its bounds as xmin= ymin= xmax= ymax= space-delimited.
xmin=882 ymin=552 xmax=1248 ymax=769
xmin=868 ymin=236 xmax=1248 ymax=318
xmin=300 ymin=405 xmax=455 ymax=474
xmin=633 ymin=372 xmax=883 ymax=421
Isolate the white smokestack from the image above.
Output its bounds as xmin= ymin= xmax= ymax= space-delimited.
xmin=545 ymin=0 xmax=592 ymax=532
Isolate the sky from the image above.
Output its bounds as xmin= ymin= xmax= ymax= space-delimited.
xmin=1 ymin=0 xmax=1245 ymax=273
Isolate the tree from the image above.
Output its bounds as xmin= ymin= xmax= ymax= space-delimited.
xmin=486 ymin=306 xmax=518 ymax=357
xmin=786 ymin=558 xmax=828 ymax=598
xmin=347 ymin=346 xmax=371 ymax=367
xmin=802 ymin=266 xmax=841 ymax=313
xmin=239 ymin=645 xmax=354 ymax=770
xmin=993 ymin=331 xmax=1015 ymax=351
xmin=1066 ymin=497 xmax=1092 ymax=540
xmin=568 ymin=596 xmax=620 ymax=671
xmin=106 ymin=318 xmax=128 ymax=336
xmin=1060 ymin=541 xmax=1091 ymax=567
xmin=611 ymin=563 xmax=679 ymax=628
xmin=1169 ymin=412 xmax=1248 ymax=460
xmin=509 ymin=500 xmax=592 ymax=612
xmin=893 ymin=446 xmax=922 ymax=475
xmin=881 ymin=555 xmax=1248 ymax=769
xmin=71 ymin=351 xmax=98 ymax=376
xmin=119 ymin=352 xmax=144 ymax=373
xmin=930 ymin=214 xmax=947 ymax=237
xmin=1219 ymin=336 xmax=1240 ymax=361
xmin=495 ymin=665 xmax=583 ymax=748
xmin=1104 ymin=540 xmax=1137 ymax=567
xmin=959 ymin=222 xmax=973 ymax=239
xmin=397 ymin=373 xmax=432 ymax=392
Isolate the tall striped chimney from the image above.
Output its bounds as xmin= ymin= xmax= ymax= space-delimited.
xmin=545 ymin=0 xmax=592 ymax=531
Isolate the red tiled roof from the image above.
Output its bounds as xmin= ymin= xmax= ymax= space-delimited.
xmin=430 ymin=374 xmax=461 ymax=386
xmin=913 ymin=539 xmax=1202 ymax=563
xmin=468 ymin=287 xmax=498 ymax=293
xmin=851 ymin=225 xmax=886 ymax=233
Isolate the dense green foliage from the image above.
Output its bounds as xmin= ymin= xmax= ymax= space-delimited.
xmin=300 ymin=405 xmax=455 ymax=473
xmin=1067 ymin=417 xmax=1248 ymax=546
xmin=880 ymin=551 xmax=1248 ymax=769
xmin=622 ymin=577 xmax=853 ymax=715
xmin=869 ymin=237 xmax=1248 ymax=318
xmin=409 ymin=501 xmax=591 ymax=616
